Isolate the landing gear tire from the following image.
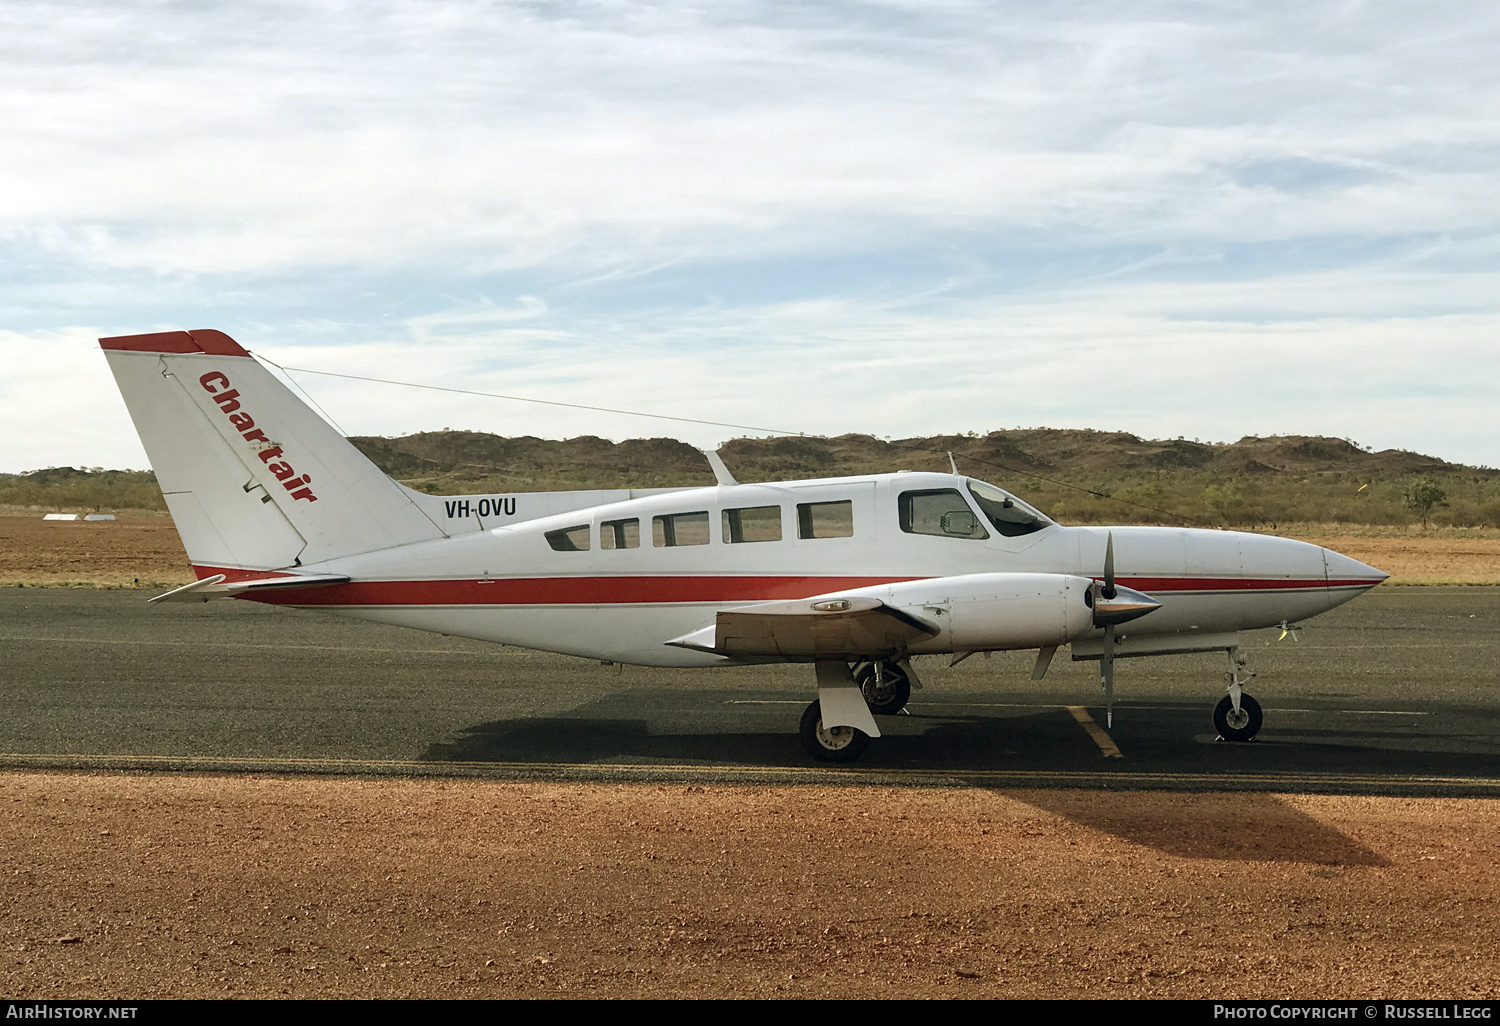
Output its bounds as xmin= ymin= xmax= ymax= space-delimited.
xmin=799 ymin=700 xmax=870 ymax=763
xmin=1213 ymin=693 xmax=1263 ymax=742
xmin=854 ymin=661 xmax=911 ymax=715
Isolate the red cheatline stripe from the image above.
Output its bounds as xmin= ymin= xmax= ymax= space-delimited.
xmin=196 ymin=571 xmax=922 ymax=606
xmin=188 ymin=568 xmax=1378 ymax=607
xmin=195 ymin=566 xmax=297 ymax=583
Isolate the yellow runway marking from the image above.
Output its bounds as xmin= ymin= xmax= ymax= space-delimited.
xmin=1067 ymin=706 xmax=1123 ymax=758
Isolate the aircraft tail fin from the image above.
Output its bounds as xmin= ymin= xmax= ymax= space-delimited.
xmin=101 ymin=329 xmax=448 ymax=574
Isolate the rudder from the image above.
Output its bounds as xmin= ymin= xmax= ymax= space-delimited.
xmin=101 ymin=329 xmax=447 ymax=573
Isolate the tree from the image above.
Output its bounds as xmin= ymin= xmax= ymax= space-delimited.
xmin=1201 ymin=479 xmax=1261 ymax=526
xmin=1401 ymin=477 xmax=1448 ymax=528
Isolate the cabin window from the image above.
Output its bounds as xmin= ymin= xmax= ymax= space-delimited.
xmin=796 ymin=500 xmax=853 ymax=539
xmin=600 ymin=517 xmax=640 ymax=550
xmin=966 ymin=480 xmax=1052 ymax=538
xmin=652 ymin=511 xmax=710 ymax=547
xmin=723 ymin=505 xmax=782 ymax=543
xmin=545 ymin=524 xmax=591 ymax=551
xmin=899 ymin=489 xmax=988 ymax=539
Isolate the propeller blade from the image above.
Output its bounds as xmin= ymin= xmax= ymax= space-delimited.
xmin=1091 ymin=533 xmax=1130 ymax=730
xmin=1091 ymin=533 xmax=1159 ymax=628
xmin=1101 ymin=623 xmax=1116 ymax=728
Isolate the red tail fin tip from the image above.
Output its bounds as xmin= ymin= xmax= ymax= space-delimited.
xmin=99 ymin=329 xmax=250 ymax=358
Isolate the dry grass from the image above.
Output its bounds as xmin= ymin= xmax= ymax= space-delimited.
xmin=1272 ymin=522 xmax=1500 ymax=539
xmin=1272 ymin=524 xmax=1500 ymax=585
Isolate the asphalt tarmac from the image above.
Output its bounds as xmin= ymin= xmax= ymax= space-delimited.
xmin=2 ymin=586 xmax=1497 ymax=794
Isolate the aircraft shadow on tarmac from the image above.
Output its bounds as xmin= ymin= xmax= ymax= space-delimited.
xmin=421 ymin=689 xmax=1106 ymax=769
xmin=419 ymin=688 xmax=1396 ymax=867
xmin=1007 ymin=790 xmax=1390 ymax=866
xmin=418 ymin=688 xmax=1500 ymax=784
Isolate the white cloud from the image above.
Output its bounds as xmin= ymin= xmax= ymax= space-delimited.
xmin=259 ymin=267 xmax=1500 ymax=469
xmin=2 ymin=1 xmax=1499 ymax=472
xmin=5 ymin=1 xmax=1499 ymax=272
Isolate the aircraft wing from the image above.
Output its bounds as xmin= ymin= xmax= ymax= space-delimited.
xmin=665 ymin=595 xmax=939 ymax=659
xmin=149 ymin=573 xmax=351 ymax=604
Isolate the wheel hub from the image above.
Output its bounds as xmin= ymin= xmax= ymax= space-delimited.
xmin=815 ymin=720 xmax=855 ymax=751
xmin=1225 ymin=707 xmax=1251 ymax=730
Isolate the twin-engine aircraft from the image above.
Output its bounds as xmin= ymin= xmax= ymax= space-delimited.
xmin=101 ymin=329 xmax=1388 ymax=762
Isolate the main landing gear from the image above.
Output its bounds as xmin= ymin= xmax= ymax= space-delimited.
xmin=854 ymin=660 xmax=912 ymax=716
xmin=1215 ymin=647 xmax=1263 ymax=742
xmin=799 ymin=659 xmax=913 ymax=762
xmin=799 ymin=700 xmax=870 ymax=762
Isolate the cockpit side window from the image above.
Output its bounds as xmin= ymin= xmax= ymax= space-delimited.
xmin=966 ymin=480 xmax=1052 ymax=538
xmin=898 ymin=489 xmax=988 ymax=539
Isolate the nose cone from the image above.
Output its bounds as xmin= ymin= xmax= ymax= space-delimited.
xmin=1322 ymin=548 xmax=1390 ymax=591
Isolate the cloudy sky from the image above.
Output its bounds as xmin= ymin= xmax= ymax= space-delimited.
xmin=3 ymin=0 xmax=1498 ymax=474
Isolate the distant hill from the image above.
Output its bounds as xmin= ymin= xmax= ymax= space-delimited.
xmin=0 ymin=466 xmax=165 ymax=513
xmin=5 ymin=429 xmax=1497 ymax=527
xmin=345 ymin=428 xmax=1500 ymax=528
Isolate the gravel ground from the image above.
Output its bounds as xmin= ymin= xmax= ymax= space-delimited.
xmin=3 ymin=772 xmax=1497 ymax=999
xmin=0 ymin=516 xmax=190 ymax=587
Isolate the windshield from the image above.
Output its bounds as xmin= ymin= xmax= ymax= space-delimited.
xmin=966 ymin=479 xmax=1053 ymax=538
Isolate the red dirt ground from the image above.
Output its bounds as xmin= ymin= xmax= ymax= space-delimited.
xmin=3 ymin=774 xmax=1496 ymax=999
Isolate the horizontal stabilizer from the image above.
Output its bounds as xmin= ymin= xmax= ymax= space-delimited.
xmin=150 ymin=573 xmax=350 ymax=604
xmin=666 ymin=595 xmax=938 ymax=659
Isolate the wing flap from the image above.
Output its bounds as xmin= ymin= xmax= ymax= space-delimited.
xmin=666 ymin=595 xmax=938 ymax=659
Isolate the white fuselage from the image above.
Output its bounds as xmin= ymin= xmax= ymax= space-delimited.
xmin=220 ymin=472 xmax=1387 ymax=667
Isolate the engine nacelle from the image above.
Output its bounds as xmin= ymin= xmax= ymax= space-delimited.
xmin=873 ymin=572 xmax=1097 ymax=654
xmin=666 ymin=572 xmax=1102 ymax=661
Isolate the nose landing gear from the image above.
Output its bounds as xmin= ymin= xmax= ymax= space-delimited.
xmin=1215 ymin=647 xmax=1263 ymax=742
